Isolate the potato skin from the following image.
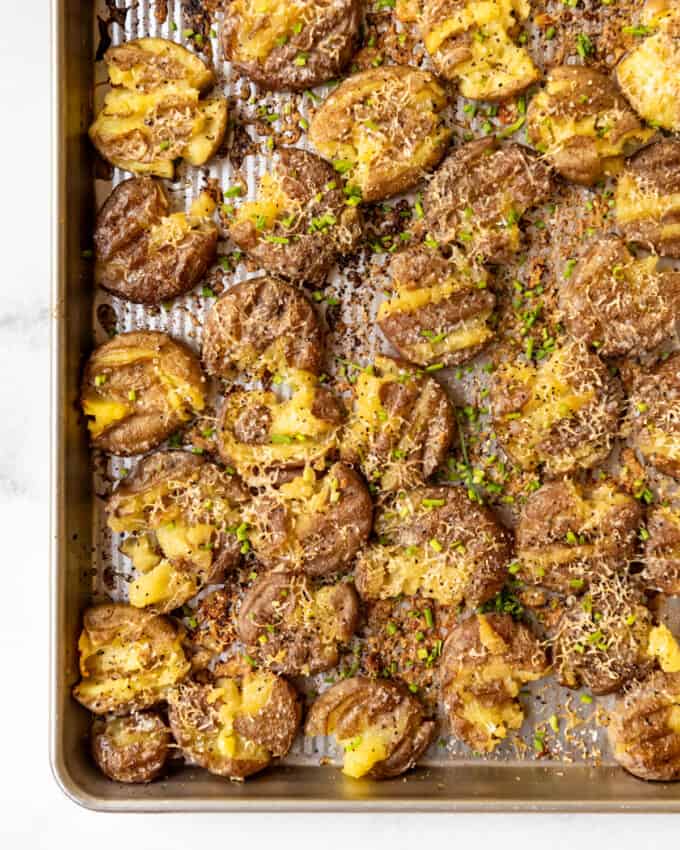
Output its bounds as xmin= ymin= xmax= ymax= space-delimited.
xmin=91 ymin=712 xmax=171 ymax=784
xmin=229 ymin=149 xmax=362 ymax=285
xmin=629 ymin=353 xmax=680 ymax=480
xmin=202 ymin=276 xmax=324 ymax=379
xmin=222 ymin=0 xmax=362 ymax=92
xmin=608 ymin=671 xmax=680 ymax=781
xmin=237 ymin=571 xmax=360 ymax=675
xmin=560 ymin=236 xmax=680 ymax=357
xmin=423 ymin=139 xmax=553 ymax=263
xmin=305 ymin=677 xmax=436 ymax=779
xmin=80 ymin=331 xmax=206 ymax=456
xmin=94 ymin=178 xmax=218 ymax=304
xmin=644 ymin=506 xmax=680 ymax=594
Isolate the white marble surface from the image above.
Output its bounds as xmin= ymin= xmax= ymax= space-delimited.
xmin=1 ymin=1 xmax=678 ymax=846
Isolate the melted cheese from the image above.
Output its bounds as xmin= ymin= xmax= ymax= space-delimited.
xmin=234 ymin=173 xmax=291 ymax=230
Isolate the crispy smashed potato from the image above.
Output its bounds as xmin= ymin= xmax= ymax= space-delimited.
xmin=527 ymin=66 xmax=656 ymax=186
xmin=516 ymin=478 xmax=641 ymax=594
xmin=378 ymin=245 xmax=495 ymax=368
xmin=490 ymin=339 xmax=621 ymax=476
xmin=73 ymin=604 xmax=190 ymax=715
xmin=340 ymin=355 xmax=455 ymax=492
xmin=423 ymin=138 xmax=553 ymax=263
xmin=628 ymin=353 xmax=680 ymax=480
xmin=91 ymin=711 xmax=171 ymax=784
xmin=217 ymin=369 xmax=344 ymax=484
xmin=228 ymin=149 xmax=362 ymax=284
xmin=167 ymin=669 xmax=301 ymax=779
xmin=559 ymin=236 xmax=680 ymax=357
xmin=248 ymin=462 xmax=372 ymax=576
xmin=355 ymin=486 xmax=509 ymax=608
xmin=107 ymin=451 xmax=250 ymax=613
xmin=80 ymin=331 xmax=206 ymax=456
xmin=617 ymin=1 xmax=680 ymax=132
xmin=305 ymin=677 xmax=435 ymax=779
xmin=644 ymin=505 xmax=680 ymax=595
xmin=90 ymin=37 xmax=227 ymax=177
xmin=94 ymin=178 xmax=218 ymax=304
xmin=309 ymin=65 xmax=452 ymax=202
xmin=439 ymin=613 xmax=548 ymax=753
xmin=222 ymin=0 xmax=361 ymax=91
xmin=615 ymin=139 xmax=680 ymax=258
xmin=203 ymin=276 xmax=323 ymax=380
xmin=237 ymin=571 xmax=359 ymax=675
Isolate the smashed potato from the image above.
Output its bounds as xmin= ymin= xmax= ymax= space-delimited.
xmin=203 ymin=276 xmax=324 ymax=380
xmin=249 ymin=462 xmax=372 ymax=576
xmin=94 ymin=178 xmax=218 ymax=305
xmin=217 ymin=370 xmax=343 ymax=484
xmin=559 ymin=236 xmax=680 ymax=357
xmin=167 ymin=670 xmax=301 ymax=779
xmin=490 ymin=339 xmax=621 ymax=476
xmin=90 ymin=37 xmax=227 ymax=178
xmin=340 ymin=355 xmax=455 ymax=492
xmin=107 ymin=451 xmax=250 ymax=613
xmin=80 ymin=331 xmax=206 ymax=456
xmin=237 ymin=571 xmax=359 ymax=675
xmin=222 ymin=0 xmax=361 ymax=91
xmin=628 ymin=353 xmax=680 ymax=480
xmin=228 ymin=149 xmax=362 ymax=284
xmin=527 ymin=66 xmax=656 ymax=186
xmin=305 ymin=677 xmax=435 ymax=779
xmin=309 ymin=65 xmax=452 ymax=202
xmin=439 ymin=614 xmax=548 ymax=753
xmin=423 ymin=138 xmax=553 ymax=263
xmin=378 ymin=245 xmax=495 ymax=368
xmin=517 ymin=478 xmax=641 ymax=594
xmin=73 ymin=604 xmax=190 ymax=715
xmin=355 ymin=486 xmax=509 ymax=608
xmin=91 ymin=712 xmax=171 ymax=784
xmin=644 ymin=505 xmax=680 ymax=595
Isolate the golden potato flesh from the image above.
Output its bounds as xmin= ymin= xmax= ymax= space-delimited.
xmin=80 ymin=331 xmax=206 ymax=456
xmin=89 ymin=37 xmax=227 ymax=178
xmin=309 ymin=65 xmax=452 ymax=202
xmin=91 ymin=712 xmax=171 ymax=784
xmin=527 ymin=66 xmax=656 ymax=186
xmin=490 ymin=340 xmax=621 ymax=476
xmin=417 ymin=0 xmax=539 ymax=101
xmin=440 ymin=614 xmax=549 ymax=753
xmin=72 ymin=604 xmax=190 ymax=715
xmin=305 ymin=677 xmax=435 ymax=779
xmin=107 ymin=451 xmax=250 ymax=613
xmin=167 ymin=670 xmax=301 ymax=779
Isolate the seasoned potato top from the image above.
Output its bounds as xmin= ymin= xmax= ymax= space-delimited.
xmin=490 ymin=339 xmax=621 ymax=476
xmin=439 ymin=613 xmax=549 ymax=753
xmin=423 ymin=138 xmax=553 ymax=263
xmin=378 ymin=245 xmax=495 ymax=368
xmin=309 ymin=65 xmax=452 ymax=202
xmin=80 ymin=331 xmax=206 ymax=456
xmin=355 ymin=486 xmax=509 ymax=608
xmin=517 ymin=478 xmax=642 ymax=594
xmin=628 ymin=353 xmax=680 ymax=480
xmin=617 ymin=2 xmax=680 ymax=132
xmin=217 ymin=368 xmax=344 ymax=484
xmin=90 ymin=37 xmax=227 ymax=178
xmin=107 ymin=451 xmax=250 ymax=613
xmin=222 ymin=0 xmax=361 ymax=91
xmin=91 ymin=712 xmax=172 ymax=784
xmin=527 ymin=66 xmax=656 ymax=186
xmin=228 ymin=149 xmax=362 ymax=284
xmin=248 ymin=462 xmax=372 ymax=576
xmin=559 ymin=236 xmax=680 ymax=357
xmin=340 ymin=355 xmax=455 ymax=492
xmin=615 ymin=139 xmax=680 ymax=259
xmin=644 ymin=505 xmax=680 ymax=595
xmin=305 ymin=676 xmax=435 ymax=779
xmin=94 ymin=178 xmax=218 ymax=305
xmin=167 ymin=670 xmax=300 ymax=779
xmin=72 ymin=604 xmax=190 ymax=715
xmin=237 ymin=571 xmax=359 ymax=675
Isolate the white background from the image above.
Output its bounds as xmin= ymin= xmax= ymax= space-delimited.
xmin=1 ymin=1 xmax=677 ymax=845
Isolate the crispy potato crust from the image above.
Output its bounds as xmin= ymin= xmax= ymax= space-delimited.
xmin=628 ymin=353 xmax=680 ymax=480
xmin=644 ymin=506 xmax=680 ymax=594
xmin=91 ymin=712 xmax=172 ymax=784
